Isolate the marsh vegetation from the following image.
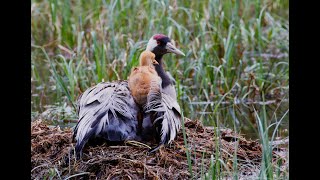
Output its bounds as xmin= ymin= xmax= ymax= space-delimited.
xmin=31 ymin=0 xmax=289 ymax=179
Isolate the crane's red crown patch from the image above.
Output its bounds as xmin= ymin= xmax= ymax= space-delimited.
xmin=153 ymin=34 xmax=167 ymax=40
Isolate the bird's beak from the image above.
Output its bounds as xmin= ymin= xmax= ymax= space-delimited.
xmin=152 ymin=60 xmax=159 ymax=65
xmin=165 ymin=42 xmax=185 ymax=56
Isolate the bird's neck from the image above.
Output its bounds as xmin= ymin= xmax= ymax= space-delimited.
xmin=155 ymin=55 xmax=171 ymax=88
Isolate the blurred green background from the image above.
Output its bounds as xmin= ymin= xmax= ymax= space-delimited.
xmin=31 ymin=0 xmax=289 ymax=139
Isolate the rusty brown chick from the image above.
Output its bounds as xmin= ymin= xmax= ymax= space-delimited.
xmin=128 ymin=50 xmax=161 ymax=106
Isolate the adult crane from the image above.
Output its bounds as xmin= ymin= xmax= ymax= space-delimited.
xmin=73 ymin=34 xmax=185 ymax=158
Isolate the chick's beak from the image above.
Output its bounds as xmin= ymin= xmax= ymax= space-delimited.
xmin=165 ymin=42 xmax=185 ymax=56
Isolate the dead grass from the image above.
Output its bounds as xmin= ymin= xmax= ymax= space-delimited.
xmin=31 ymin=118 xmax=287 ymax=179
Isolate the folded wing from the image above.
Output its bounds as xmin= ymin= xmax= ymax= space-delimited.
xmin=73 ymin=81 xmax=139 ymax=157
xmin=145 ymin=84 xmax=181 ymax=152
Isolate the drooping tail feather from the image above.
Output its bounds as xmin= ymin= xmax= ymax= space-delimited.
xmin=73 ymin=81 xmax=139 ymax=158
xmin=145 ymin=81 xmax=181 ymax=150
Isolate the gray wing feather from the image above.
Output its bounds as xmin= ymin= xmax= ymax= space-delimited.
xmin=158 ymin=93 xmax=181 ymax=144
xmin=73 ymin=81 xmax=139 ymax=156
xmin=166 ymin=71 xmax=176 ymax=85
xmin=145 ymin=83 xmax=181 ymax=146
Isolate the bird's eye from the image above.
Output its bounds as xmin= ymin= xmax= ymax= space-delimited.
xmin=157 ymin=41 xmax=160 ymax=45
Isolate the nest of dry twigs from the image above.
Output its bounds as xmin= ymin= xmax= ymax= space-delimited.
xmin=31 ymin=118 xmax=287 ymax=179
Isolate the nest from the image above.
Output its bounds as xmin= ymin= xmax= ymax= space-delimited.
xmin=31 ymin=118 xmax=288 ymax=179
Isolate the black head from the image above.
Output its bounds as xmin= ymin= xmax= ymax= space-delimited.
xmin=146 ymin=34 xmax=185 ymax=58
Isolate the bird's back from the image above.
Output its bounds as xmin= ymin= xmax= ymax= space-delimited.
xmin=73 ymin=81 xmax=140 ymax=157
xmin=128 ymin=66 xmax=160 ymax=106
xmin=128 ymin=50 xmax=161 ymax=106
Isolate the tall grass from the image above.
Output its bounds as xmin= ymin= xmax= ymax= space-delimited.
xmin=31 ymin=0 xmax=289 ymax=178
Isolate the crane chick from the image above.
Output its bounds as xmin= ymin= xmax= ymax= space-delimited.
xmin=128 ymin=51 xmax=162 ymax=135
xmin=128 ymin=50 xmax=161 ymax=106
